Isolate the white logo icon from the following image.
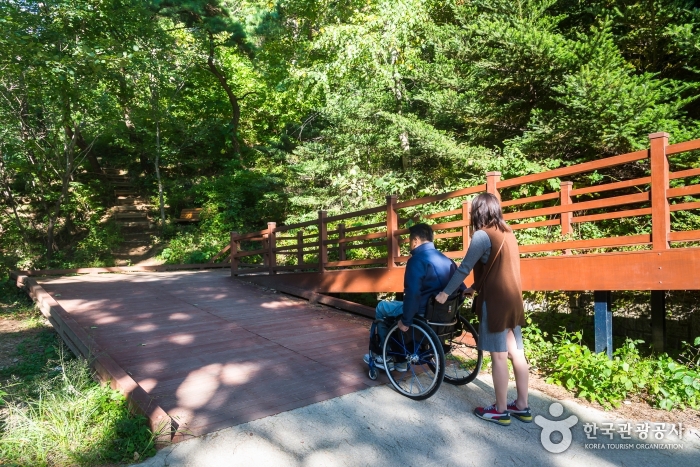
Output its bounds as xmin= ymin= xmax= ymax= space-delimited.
xmin=534 ymin=402 xmax=579 ymax=453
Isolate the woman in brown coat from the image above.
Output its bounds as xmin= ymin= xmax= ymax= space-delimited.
xmin=435 ymin=193 xmax=530 ymax=426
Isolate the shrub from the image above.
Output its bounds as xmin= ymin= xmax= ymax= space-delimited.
xmin=522 ymin=318 xmax=700 ymax=411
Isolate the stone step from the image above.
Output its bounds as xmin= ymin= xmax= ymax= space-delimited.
xmin=115 ymin=205 xmax=153 ymax=212
xmin=122 ymin=231 xmax=156 ymax=237
xmin=114 ymin=212 xmax=150 ymax=219
xmin=103 ymin=169 xmax=126 ymax=175
xmin=115 ymin=190 xmax=138 ymax=196
xmin=117 ymin=197 xmax=148 ymax=205
xmin=116 ymin=221 xmax=155 ymax=228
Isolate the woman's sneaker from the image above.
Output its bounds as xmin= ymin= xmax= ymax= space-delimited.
xmin=506 ymin=400 xmax=533 ymax=422
xmin=473 ymin=405 xmax=511 ymax=426
xmin=363 ymin=352 xmax=394 ymax=371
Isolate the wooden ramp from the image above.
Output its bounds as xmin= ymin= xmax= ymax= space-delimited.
xmin=33 ymin=269 xmax=377 ymax=438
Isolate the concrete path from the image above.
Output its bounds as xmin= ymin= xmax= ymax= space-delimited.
xmin=136 ymin=374 xmax=699 ymax=467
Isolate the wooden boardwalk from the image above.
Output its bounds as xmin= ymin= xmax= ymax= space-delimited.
xmin=35 ymin=269 xmax=377 ymax=437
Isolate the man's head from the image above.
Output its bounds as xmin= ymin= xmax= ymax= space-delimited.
xmin=408 ymin=223 xmax=433 ymax=250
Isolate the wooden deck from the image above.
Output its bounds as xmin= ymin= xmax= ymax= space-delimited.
xmin=34 ymin=269 xmax=377 ymax=437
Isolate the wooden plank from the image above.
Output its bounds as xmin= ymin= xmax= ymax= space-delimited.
xmin=15 ymin=263 xmax=232 ymax=277
xmin=670 ymin=201 xmax=700 ymax=212
xmin=325 ymin=258 xmax=386 ymax=267
xmin=518 ymin=234 xmax=650 ymax=253
xmin=668 ymin=230 xmax=700 ymax=242
xmin=666 ymin=184 xmax=700 ymax=198
xmin=394 ymin=184 xmax=486 ymax=209
xmin=208 ymin=244 xmax=231 ymax=263
xmin=503 ymin=192 xmax=649 ymax=221
xmin=434 ymin=231 xmax=463 ymax=240
xmin=497 ymin=150 xmax=648 ymax=189
xmin=272 ymin=218 xmax=319 ymax=232
xmin=570 ymin=176 xmax=651 ymax=196
xmin=572 ymin=207 xmax=652 ymax=224
xmin=335 ymin=231 xmax=387 ymax=244
xmin=511 ymin=219 xmax=560 ymax=230
xmin=431 ymin=219 xmax=468 ymax=231
xmin=327 ymin=222 xmax=385 ymax=236
xmin=324 ymin=205 xmax=385 ymax=223
xmin=666 ymin=138 xmax=700 ymax=155
xmin=248 ymin=247 xmax=700 ymax=292
xmin=424 ymin=208 xmax=461 ymax=219
xmin=501 ymin=192 xmax=559 ymax=207
xmin=669 ymin=167 xmax=700 ymax=180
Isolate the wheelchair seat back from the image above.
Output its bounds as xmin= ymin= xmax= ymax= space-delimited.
xmin=425 ymin=296 xmax=462 ymax=339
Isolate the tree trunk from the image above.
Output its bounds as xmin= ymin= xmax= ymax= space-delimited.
xmin=64 ymin=125 xmax=102 ymax=174
xmin=207 ymin=31 xmax=242 ymax=156
xmin=47 ymin=124 xmax=80 ymax=261
xmin=150 ymin=77 xmax=167 ymax=228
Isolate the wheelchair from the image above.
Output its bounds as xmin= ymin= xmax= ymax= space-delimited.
xmin=366 ymin=295 xmax=483 ymax=400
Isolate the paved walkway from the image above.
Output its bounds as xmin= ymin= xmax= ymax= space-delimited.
xmin=137 ymin=374 xmax=699 ymax=467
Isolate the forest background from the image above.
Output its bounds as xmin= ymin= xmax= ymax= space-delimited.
xmin=1 ymin=0 xmax=700 ymax=275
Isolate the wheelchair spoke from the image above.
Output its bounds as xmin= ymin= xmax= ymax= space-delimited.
xmin=383 ymin=320 xmax=444 ymax=400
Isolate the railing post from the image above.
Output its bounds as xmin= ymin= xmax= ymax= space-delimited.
xmin=560 ymin=181 xmax=573 ymax=255
xmin=338 ymin=223 xmax=346 ymax=261
xmin=462 ymin=200 xmax=471 ymax=253
xmin=649 ymin=132 xmax=670 ymax=251
xmin=649 ymin=132 xmax=670 ymax=353
xmin=267 ymin=222 xmax=276 ymax=275
xmin=318 ymin=211 xmax=327 ymax=273
xmin=386 ymin=195 xmax=398 ymax=268
xmin=297 ymin=230 xmax=304 ymax=270
xmin=230 ymin=231 xmax=239 ymax=277
xmin=486 ymin=171 xmax=501 ymax=201
xmin=559 ymin=181 xmax=573 ymax=236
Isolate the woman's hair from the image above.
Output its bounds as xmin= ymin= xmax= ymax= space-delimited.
xmin=470 ymin=193 xmax=511 ymax=233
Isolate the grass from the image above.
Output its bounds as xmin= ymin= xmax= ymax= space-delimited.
xmin=0 ymin=278 xmax=158 ymax=466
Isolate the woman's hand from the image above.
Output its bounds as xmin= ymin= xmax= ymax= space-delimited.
xmin=435 ymin=291 xmax=449 ymax=304
xmin=462 ymin=287 xmax=475 ymax=297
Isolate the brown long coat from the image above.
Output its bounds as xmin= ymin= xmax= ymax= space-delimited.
xmin=472 ymin=226 xmax=526 ymax=333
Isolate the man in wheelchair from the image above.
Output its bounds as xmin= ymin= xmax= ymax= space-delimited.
xmin=363 ymin=223 xmax=466 ymax=372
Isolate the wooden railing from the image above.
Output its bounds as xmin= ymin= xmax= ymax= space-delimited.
xmin=226 ymin=132 xmax=700 ymax=276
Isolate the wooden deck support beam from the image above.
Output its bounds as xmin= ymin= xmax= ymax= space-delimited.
xmin=594 ymin=291 xmax=613 ymax=359
xmin=651 ymin=290 xmax=666 ymax=353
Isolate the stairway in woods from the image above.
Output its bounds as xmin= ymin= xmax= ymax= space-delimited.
xmin=103 ymin=169 xmax=162 ymax=266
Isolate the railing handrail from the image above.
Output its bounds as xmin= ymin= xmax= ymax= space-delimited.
xmin=223 ymin=134 xmax=700 ymax=276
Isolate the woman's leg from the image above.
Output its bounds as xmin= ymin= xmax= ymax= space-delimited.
xmin=490 ymin=350 xmax=509 ymax=412
xmin=506 ymin=329 xmax=529 ymax=409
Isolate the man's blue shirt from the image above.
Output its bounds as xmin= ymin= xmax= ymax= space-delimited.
xmin=402 ymin=242 xmax=465 ymax=326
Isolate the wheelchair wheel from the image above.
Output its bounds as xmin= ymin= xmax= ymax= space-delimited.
xmin=442 ymin=315 xmax=483 ymax=385
xmin=383 ymin=320 xmax=445 ymax=400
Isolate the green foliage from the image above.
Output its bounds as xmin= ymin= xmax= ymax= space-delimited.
xmin=1 ymin=0 xmax=700 ymax=269
xmin=0 ymin=356 xmax=156 ymax=466
xmin=523 ymin=319 xmax=700 ymax=411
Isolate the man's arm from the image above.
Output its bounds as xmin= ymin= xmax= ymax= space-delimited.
xmin=400 ymin=258 xmax=425 ymax=329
